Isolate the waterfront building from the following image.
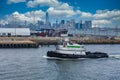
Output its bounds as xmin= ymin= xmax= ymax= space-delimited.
xmin=0 ymin=28 xmax=30 ymax=37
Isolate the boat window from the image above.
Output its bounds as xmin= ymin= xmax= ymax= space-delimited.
xmin=69 ymin=42 xmax=73 ymax=45
xmin=58 ymin=41 xmax=63 ymax=45
xmin=59 ymin=42 xmax=63 ymax=45
xmin=65 ymin=42 xmax=67 ymax=45
xmin=63 ymin=42 xmax=67 ymax=46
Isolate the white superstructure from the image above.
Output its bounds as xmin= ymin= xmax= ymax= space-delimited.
xmin=56 ymin=39 xmax=86 ymax=55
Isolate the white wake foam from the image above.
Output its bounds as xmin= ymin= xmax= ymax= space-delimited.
xmin=43 ymin=55 xmax=120 ymax=60
xmin=43 ymin=56 xmax=64 ymax=60
xmin=109 ymin=55 xmax=120 ymax=59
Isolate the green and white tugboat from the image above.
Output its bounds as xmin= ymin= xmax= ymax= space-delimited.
xmin=47 ymin=38 xmax=108 ymax=58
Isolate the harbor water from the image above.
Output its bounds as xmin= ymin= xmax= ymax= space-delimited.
xmin=0 ymin=45 xmax=120 ymax=80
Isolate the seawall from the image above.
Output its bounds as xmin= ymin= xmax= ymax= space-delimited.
xmin=29 ymin=37 xmax=120 ymax=44
xmin=0 ymin=37 xmax=120 ymax=48
xmin=0 ymin=37 xmax=39 ymax=48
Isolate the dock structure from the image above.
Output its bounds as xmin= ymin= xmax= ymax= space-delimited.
xmin=29 ymin=37 xmax=120 ymax=44
xmin=30 ymin=37 xmax=60 ymax=45
xmin=0 ymin=37 xmax=39 ymax=48
xmin=0 ymin=36 xmax=120 ymax=48
xmin=0 ymin=41 xmax=39 ymax=48
xmin=70 ymin=38 xmax=120 ymax=44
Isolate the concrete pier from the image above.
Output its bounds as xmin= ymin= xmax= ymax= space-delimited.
xmin=0 ymin=37 xmax=39 ymax=48
xmin=29 ymin=37 xmax=120 ymax=44
xmin=30 ymin=37 xmax=60 ymax=45
xmin=0 ymin=41 xmax=39 ymax=48
xmin=70 ymin=38 xmax=120 ymax=44
xmin=0 ymin=36 xmax=120 ymax=48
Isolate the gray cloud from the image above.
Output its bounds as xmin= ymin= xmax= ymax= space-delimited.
xmin=7 ymin=0 xmax=26 ymax=4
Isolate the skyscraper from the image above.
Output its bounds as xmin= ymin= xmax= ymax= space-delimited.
xmin=84 ymin=21 xmax=92 ymax=29
xmin=61 ymin=20 xmax=65 ymax=24
xmin=79 ymin=20 xmax=83 ymax=29
xmin=70 ymin=19 xmax=75 ymax=28
xmin=46 ymin=12 xmax=49 ymax=27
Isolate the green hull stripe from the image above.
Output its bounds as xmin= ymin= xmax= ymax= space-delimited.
xmin=67 ymin=46 xmax=80 ymax=48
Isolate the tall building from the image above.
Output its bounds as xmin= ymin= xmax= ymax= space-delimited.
xmin=75 ymin=23 xmax=79 ymax=29
xmin=55 ymin=20 xmax=59 ymax=28
xmin=45 ymin=12 xmax=51 ymax=28
xmin=61 ymin=20 xmax=65 ymax=24
xmin=76 ymin=20 xmax=83 ymax=29
xmin=70 ymin=19 xmax=75 ymax=28
xmin=46 ymin=12 xmax=49 ymax=24
xmin=79 ymin=20 xmax=83 ymax=29
xmin=84 ymin=21 xmax=92 ymax=29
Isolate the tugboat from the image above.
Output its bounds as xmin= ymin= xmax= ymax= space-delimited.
xmin=47 ymin=38 xmax=108 ymax=58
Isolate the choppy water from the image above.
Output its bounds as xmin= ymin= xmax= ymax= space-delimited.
xmin=0 ymin=45 xmax=120 ymax=80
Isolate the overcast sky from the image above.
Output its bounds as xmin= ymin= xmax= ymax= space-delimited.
xmin=0 ymin=0 xmax=120 ymax=28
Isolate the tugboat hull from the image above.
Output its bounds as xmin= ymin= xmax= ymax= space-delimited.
xmin=47 ymin=51 xmax=108 ymax=58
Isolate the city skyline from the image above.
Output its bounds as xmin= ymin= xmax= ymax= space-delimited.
xmin=0 ymin=0 xmax=120 ymax=28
